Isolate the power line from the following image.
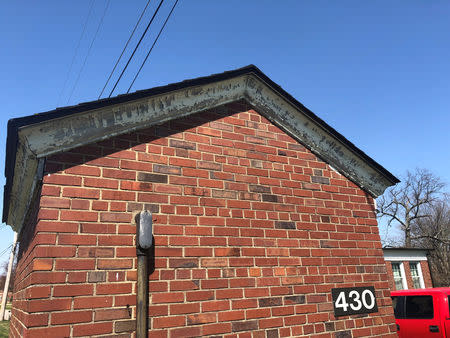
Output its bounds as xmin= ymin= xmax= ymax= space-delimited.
xmin=0 ymin=244 xmax=12 ymax=259
xmin=108 ymin=0 xmax=165 ymax=98
xmin=127 ymin=0 xmax=179 ymax=93
xmin=56 ymin=0 xmax=95 ymax=107
xmin=98 ymin=0 xmax=152 ymax=99
xmin=67 ymin=0 xmax=111 ymax=105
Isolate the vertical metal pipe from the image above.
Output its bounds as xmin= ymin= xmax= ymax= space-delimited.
xmin=136 ymin=254 xmax=148 ymax=337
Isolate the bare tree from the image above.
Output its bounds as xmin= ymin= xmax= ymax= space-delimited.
xmin=412 ymin=198 xmax=450 ymax=286
xmin=377 ymin=168 xmax=446 ymax=247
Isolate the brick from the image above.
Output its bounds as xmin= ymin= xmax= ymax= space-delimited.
xmin=202 ymin=300 xmax=230 ymax=312
xmin=186 ymin=290 xmax=214 ymax=302
xmin=24 ymin=313 xmax=49 ymax=327
xmin=60 ymin=210 xmax=98 ymax=222
xmin=28 ymin=299 xmax=71 ymax=312
xmin=26 ymin=326 xmax=71 ymax=337
xmin=27 ymin=286 xmax=51 ymax=299
xmin=74 ymin=296 xmax=113 ymax=309
xmin=169 ymin=258 xmax=198 ymax=268
xmin=84 ymin=177 xmax=118 ymax=189
xmin=57 ymin=234 xmax=96 ymax=246
xmin=102 ymin=190 xmax=135 ymax=201
xmin=170 ymin=303 xmax=200 ymax=315
xmin=41 ymin=185 xmax=61 ymax=196
xmin=43 ymin=174 xmax=82 ymax=186
xmin=170 ymin=139 xmax=195 ymax=150
xmin=73 ymin=322 xmax=113 ymax=337
xmin=97 ymin=259 xmax=133 ymax=269
xmin=34 ymin=246 xmax=76 ymax=258
xmin=40 ymin=196 xmax=70 ymax=208
xmin=170 ymin=280 xmax=199 ymax=291
xmin=94 ymin=308 xmax=131 ymax=321
xmin=170 ymin=327 xmax=201 ymax=337
xmin=259 ymin=297 xmax=282 ymax=307
xmin=103 ymin=168 xmax=135 ymax=180
xmin=232 ymin=320 xmax=258 ymax=332
xmin=98 ymin=235 xmax=133 ymax=246
xmin=152 ymin=292 xmax=184 ymax=304
xmin=201 ymin=258 xmax=227 ymax=267
xmin=30 ymin=272 xmax=66 ymax=284
xmin=32 ymin=259 xmax=53 ymax=271
xmin=215 ymin=247 xmax=241 ymax=257
xmin=81 ymin=223 xmax=116 ymax=234
xmin=55 ymin=259 xmax=95 ymax=270
xmin=66 ymin=165 xmax=101 ymax=176
xmin=187 ymin=313 xmax=216 ymax=325
xmin=68 ymin=271 xmax=86 ymax=283
xmin=63 ymin=187 xmax=100 ymax=199
xmin=96 ymin=283 xmax=132 ymax=295
xmin=202 ymin=323 xmax=232 ymax=335
xmin=78 ymin=247 xmax=114 ymax=258
xmin=38 ymin=209 xmax=58 ymax=220
xmin=249 ymin=185 xmax=271 ymax=193
xmin=100 ymin=212 xmax=132 ymax=223
xmin=115 ymin=320 xmax=136 ymax=333
xmin=275 ymin=221 xmax=296 ymax=229
xmin=284 ymin=295 xmax=305 ymax=305
xmin=138 ymin=172 xmax=168 ymax=183
xmin=53 ymin=284 xmax=93 ymax=297
xmin=51 ymin=310 xmax=92 ymax=325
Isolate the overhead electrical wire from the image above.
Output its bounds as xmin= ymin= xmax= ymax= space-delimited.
xmin=127 ymin=0 xmax=179 ymax=94
xmin=67 ymin=0 xmax=111 ymax=105
xmin=0 ymin=244 xmax=12 ymax=258
xmin=108 ymin=0 xmax=165 ymax=98
xmin=56 ymin=0 xmax=95 ymax=107
xmin=98 ymin=0 xmax=152 ymax=99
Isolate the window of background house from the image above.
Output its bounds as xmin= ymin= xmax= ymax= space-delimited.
xmin=392 ymin=262 xmax=406 ymax=290
xmin=409 ymin=262 xmax=424 ymax=289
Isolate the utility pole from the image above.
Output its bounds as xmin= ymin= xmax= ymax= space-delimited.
xmin=0 ymin=232 xmax=18 ymax=321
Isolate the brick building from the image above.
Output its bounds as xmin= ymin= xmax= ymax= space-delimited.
xmin=3 ymin=66 xmax=400 ymax=337
xmin=383 ymin=248 xmax=433 ymax=291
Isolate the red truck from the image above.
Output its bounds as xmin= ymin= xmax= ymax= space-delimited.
xmin=391 ymin=288 xmax=450 ymax=338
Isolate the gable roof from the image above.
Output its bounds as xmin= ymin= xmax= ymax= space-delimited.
xmin=3 ymin=65 xmax=399 ymax=232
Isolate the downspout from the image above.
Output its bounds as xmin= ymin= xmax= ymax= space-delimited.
xmin=136 ymin=211 xmax=153 ymax=337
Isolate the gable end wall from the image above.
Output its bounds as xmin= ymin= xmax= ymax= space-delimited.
xmin=10 ymin=104 xmax=397 ymax=337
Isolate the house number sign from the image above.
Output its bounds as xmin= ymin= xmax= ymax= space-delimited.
xmin=331 ymin=286 xmax=378 ymax=316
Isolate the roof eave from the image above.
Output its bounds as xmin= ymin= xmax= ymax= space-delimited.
xmin=4 ymin=66 xmax=399 ymax=232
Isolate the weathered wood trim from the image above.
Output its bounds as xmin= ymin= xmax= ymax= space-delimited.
xmin=8 ymin=73 xmax=395 ymax=231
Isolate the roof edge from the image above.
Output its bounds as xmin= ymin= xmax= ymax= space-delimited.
xmin=3 ymin=65 xmax=399 ymax=231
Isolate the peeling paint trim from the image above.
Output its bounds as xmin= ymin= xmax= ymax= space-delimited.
xmin=4 ymin=67 xmax=399 ymax=232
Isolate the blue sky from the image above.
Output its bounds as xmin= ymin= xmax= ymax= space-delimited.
xmin=1 ymin=1 xmax=449 ymax=263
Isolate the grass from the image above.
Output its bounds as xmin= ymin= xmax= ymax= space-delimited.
xmin=0 ymin=320 xmax=9 ymax=337
xmin=0 ymin=303 xmax=12 ymax=337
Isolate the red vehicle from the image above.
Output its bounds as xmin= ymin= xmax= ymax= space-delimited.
xmin=391 ymin=288 xmax=450 ymax=338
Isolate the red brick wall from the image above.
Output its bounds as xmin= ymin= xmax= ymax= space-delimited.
xmin=420 ymin=261 xmax=433 ymax=288
xmin=385 ymin=260 xmax=433 ymax=291
xmin=10 ymin=103 xmax=397 ymax=337
xmin=385 ymin=262 xmax=395 ymax=291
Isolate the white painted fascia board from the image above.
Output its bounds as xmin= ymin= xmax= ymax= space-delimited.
xmin=383 ymin=249 xmax=428 ymax=261
xmin=8 ymin=73 xmax=395 ymax=232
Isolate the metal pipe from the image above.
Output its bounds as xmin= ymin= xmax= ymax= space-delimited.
xmin=136 ymin=211 xmax=153 ymax=338
xmin=136 ymin=254 xmax=148 ymax=338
